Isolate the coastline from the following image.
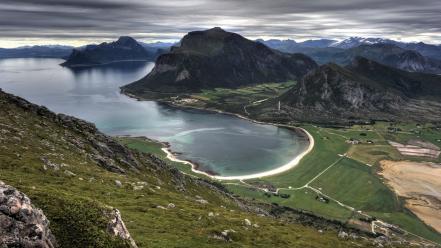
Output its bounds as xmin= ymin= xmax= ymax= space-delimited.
xmin=121 ymin=90 xmax=315 ymax=181
xmin=161 ymin=127 xmax=314 ymax=181
xmin=60 ymin=59 xmax=153 ymax=68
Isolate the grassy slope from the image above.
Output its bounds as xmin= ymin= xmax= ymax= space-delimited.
xmin=0 ymin=93 xmax=374 ymax=247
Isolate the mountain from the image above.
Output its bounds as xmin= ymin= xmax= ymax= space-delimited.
xmin=0 ymin=45 xmax=73 ymax=59
xmin=400 ymin=42 xmax=441 ymax=60
xmin=0 ymin=89 xmax=381 ymax=247
xmin=300 ymin=39 xmax=338 ymax=48
xmin=255 ymin=39 xmax=298 ymax=52
xmin=256 ymin=39 xmax=338 ymax=53
xmin=253 ymin=57 xmax=441 ymax=124
xmin=61 ymin=36 xmax=154 ymax=67
xmin=266 ymin=43 xmax=441 ymax=74
xmin=140 ymin=41 xmax=175 ymax=49
xmin=139 ymin=41 xmax=174 ymax=59
xmin=330 ymin=44 xmax=441 ymax=74
xmin=122 ymin=28 xmax=318 ymax=95
xmin=353 ymin=44 xmax=441 ymax=74
xmin=259 ymin=37 xmax=441 ymax=63
xmin=327 ymin=37 xmax=441 ymax=60
xmin=330 ymin=37 xmax=398 ymax=49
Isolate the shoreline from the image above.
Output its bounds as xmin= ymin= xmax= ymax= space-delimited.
xmin=121 ymin=90 xmax=315 ymax=181
xmin=161 ymin=128 xmax=314 ymax=181
xmin=60 ymin=59 xmax=153 ymax=68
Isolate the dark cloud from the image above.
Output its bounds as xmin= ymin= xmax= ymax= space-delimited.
xmin=0 ymin=0 xmax=440 ymax=46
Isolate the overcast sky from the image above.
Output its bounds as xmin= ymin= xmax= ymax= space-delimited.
xmin=1 ymin=0 xmax=440 ymax=47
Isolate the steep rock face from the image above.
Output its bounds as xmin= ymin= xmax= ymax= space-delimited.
xmin=122 ymin=27 xmax=318 ymax=94
xmin=264 ymin=57 xmax=441 ymax=123
xmin=61 ymin=36 xmax=152 ymax=67
xmin=0 ymin=181 xmax=57 ymax=248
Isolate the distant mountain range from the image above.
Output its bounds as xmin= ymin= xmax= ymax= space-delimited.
xmin=123 ymin=27 xmax=318 ymax=94
xmin=0 ymin=45 xmax=73 ymax=59
xmin=0 ymin=38 xmax=174 ymax=68
xmin=253 ymin=57 xmax=441 ymax=123
xmin=259 ymin=37 xmax=441 ymax=59
xmin=258 ymin=38 xmax=441 ymax=74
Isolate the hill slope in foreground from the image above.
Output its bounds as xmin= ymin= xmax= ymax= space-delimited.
xmin=0 ymin=89 xmax=392 ymax=247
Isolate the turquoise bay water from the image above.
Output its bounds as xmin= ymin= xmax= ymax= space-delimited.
xmin=0 ymin=58 xmax=309 ymax=176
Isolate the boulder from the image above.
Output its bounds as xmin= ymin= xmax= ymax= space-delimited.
xmin=106 ymin=208 xmax=138 ymax=248
xmin=0 ymin=181 xmax=57 ymax=247
xmin=115 ymin=180 xmax=123 ymax=188
xmin=243 ymin=219 xmax=252 ymax=226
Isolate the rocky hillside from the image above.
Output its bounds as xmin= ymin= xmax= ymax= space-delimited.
xmin=252 ymin=57 xmax=441 ymax=124
xmin=61 ymin=37 xmax=153 ymax=67
xmin=0 ymin=89 xmax=389 ymax=247
xmin=122 ymin=28 xmax=317 ymax=95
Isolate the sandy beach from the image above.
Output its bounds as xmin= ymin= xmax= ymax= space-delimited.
xmin=161 ymin=127 xmax=315 ymax=181
xmin=379 ymin=160 xmax=441 ymax=234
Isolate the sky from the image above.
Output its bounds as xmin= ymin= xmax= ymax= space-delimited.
xmin=1 ymin=0 xmax=440 ymax=48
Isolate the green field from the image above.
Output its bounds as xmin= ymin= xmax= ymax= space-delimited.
xmin=118 ymin=121 xmax=441 ymax=244
xmin=173 ymin=81 xmax=296 ymax=114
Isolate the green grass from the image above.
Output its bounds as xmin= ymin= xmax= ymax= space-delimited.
xmin=260 ymin=125 xmax=350 ymax=188
xmin=187 ymin=81 xmax=296 ymax=114
xmin=226 ymin=184 xmax=353 ymax=222
xmin=116 ymin=137 xmax=165 ymax=155
xmin=310 ymin=157 xmax=400 ymax=212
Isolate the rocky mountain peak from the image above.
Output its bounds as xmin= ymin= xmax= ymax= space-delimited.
xmin=123 ymin=28 xmax=318 ymax=93
xmin=115 ymin=36 xmax=139 ymax=46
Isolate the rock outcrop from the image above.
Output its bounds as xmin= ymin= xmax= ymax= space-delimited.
xmin=106 ymin=208 xmax=138 ymax=248
xmin=0 ymin=181 xmax=57 ymax=247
